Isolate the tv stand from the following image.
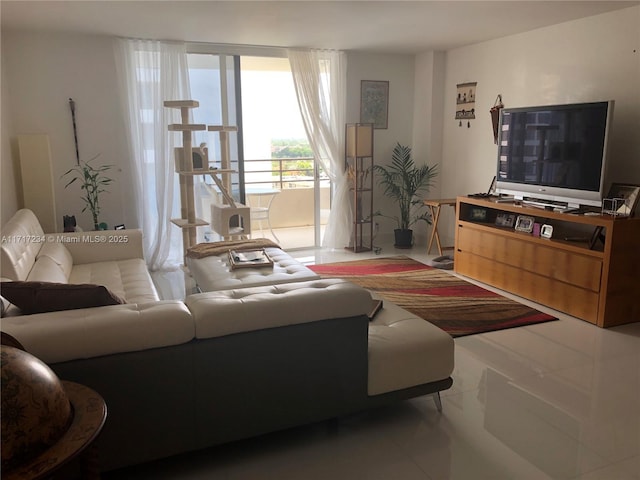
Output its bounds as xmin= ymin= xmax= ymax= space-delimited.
xmin=454 ymin=196 xmax=640 ymax=327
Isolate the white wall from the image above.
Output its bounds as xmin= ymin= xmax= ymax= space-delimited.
xmin=346 ymin=52 xmax=415 ymax=245
xmin=412 ymin=51 xmax=446 ymax=192
xmin=411 ymin=51 xmax=447 ymax=246
xmin=1 ymin=43 xmax=19 ymax=227
xmin=1 ymin=30 xmax=134 ymax=231
xmin=437 ymin=5 xmax=640 ymax=246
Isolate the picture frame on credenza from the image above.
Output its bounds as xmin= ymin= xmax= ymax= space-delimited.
xmin=515 ymin=215 xmax=535 ymax=233
xmin=603 ymin=183 xmax=640 ymax=217
xmin=495 ymin=212 xmax=516 ymax=228
xmin=470 ymin=207 xmax=488 ymax=221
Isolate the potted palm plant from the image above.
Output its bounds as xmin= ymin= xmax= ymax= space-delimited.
xmin=62 ymin=155 xmax=114 ymax=230
xmin=373 ymin=143 xmax=438 ymax=248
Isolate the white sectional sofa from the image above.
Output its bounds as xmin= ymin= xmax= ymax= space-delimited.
xmin=0 ymin=209 xmax=454 ymax=473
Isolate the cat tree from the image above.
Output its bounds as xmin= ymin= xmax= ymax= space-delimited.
xmin=164 ymin=100 xmax=249 ymax=260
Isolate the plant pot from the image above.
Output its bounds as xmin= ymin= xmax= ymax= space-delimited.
xmin=394 ymin=229 xmax=413 ymax=249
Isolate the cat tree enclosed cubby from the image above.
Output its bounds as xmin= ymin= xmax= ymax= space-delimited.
xmin=164 ymin=100 xmax=249 ymax=259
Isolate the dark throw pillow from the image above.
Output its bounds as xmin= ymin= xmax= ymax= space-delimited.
xmin=0 ymin=281 xmax=125 ymax=315
xmin=1 ymin=331 xmax=25 ymax=350
xmin=0 ymin=295 xmax=8 ymax=317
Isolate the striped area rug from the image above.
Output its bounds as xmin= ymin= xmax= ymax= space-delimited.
xmin=309 ymin=256 xmax=557 ymax=337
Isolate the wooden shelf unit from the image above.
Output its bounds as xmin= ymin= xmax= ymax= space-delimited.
xmin=454 ymin=196 xmax=640 ymax=327
xmin=345 ymin=123 xmax=374 ymax=253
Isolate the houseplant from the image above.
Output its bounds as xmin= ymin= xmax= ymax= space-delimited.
xmin=63 ymin=155 xmax=114 ymax=231
xmin=373 ymin=143 xmax=438 ymax=248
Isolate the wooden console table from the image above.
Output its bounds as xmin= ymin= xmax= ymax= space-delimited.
xmin=454 ymin=196 xmax=640 ymax=327
xmin=424 ymin=198 xmax=457 ymax=255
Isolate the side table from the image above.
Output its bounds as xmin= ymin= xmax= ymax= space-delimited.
xmin=424 ymin=198 xmax=457 ymax=255
xmin=1 ymin=337 xmax=107 ymax=480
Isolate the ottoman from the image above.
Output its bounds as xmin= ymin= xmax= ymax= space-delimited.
xmin=186 ymin=247 xmax=319 ymax=292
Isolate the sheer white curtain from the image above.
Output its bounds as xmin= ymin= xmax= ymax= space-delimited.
xmin=114 ymin=39 xmax=191 ymax=270
xmin=288 ymin=49 xmax=350 ymax=249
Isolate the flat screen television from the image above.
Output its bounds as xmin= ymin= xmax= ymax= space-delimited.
xmin=495 ymin=100 xmax=614 ymax=208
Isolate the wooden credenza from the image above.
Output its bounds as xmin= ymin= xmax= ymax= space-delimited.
xmin=454 ymin=196 xmax=640 ymax=327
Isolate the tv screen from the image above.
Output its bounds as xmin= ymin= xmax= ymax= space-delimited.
xmin=496 ymin=101 xmax=613 ymax=207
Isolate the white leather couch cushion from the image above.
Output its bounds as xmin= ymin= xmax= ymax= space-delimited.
xmin=187 ymin=247 xmax=319 ymax=292
xmin=69 ymin=259 xmax=159 ymax=304
xmin=187 ymin=278 xmax=371 ymax=339
xmin=0 ymin=301 xmax=194 ymax=364
xmin=36 ymin=242 xmax=73 ymax=277
xmin=368 ymin=299 xmax=455 ymax=396
xmin=26 ymin=243 xmax=74 ymax=284
xmin=61 ymin=230 xmax=145 ymax=265
xmin=26 ymin=256 xmax=69 ymax=284
xmin=0 ymin=209 xmax=45 ymax=281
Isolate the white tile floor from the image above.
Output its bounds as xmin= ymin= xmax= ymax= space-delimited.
xmin=122 ymin=244 xmax=640 ymax=480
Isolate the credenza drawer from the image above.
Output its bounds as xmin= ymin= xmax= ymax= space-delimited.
xmin=457 ymin=225 xmax=602 ymax=292
xmin=455 ymin=251 xmax=599 ymax=323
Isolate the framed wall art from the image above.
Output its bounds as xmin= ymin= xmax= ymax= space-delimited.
xmin=360 ymin=80 xmax=389 ymax=129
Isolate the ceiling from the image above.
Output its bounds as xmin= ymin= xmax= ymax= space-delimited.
xmin=1 ymin=1 xmax=638 ymax=54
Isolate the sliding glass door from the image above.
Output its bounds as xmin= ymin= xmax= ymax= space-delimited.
xmin=186 ymin=49 xmax=326 ymax=249
xmin=239 ymin=56 xmax=327 ymax=248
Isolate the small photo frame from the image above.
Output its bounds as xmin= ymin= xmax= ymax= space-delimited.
xmin=495 ymin=212 xmax=516 ymax=228
xmin=360 ymin=80 xmax=389 ymax=129
xmin=515 ymin=215 xmax=535 ymax=233
xmin=603 ymin=183 xmax=640 ymax=217
xmin=470 ymin=207 xmax=488 ymax=221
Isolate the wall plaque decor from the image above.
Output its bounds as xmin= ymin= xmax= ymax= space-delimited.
xmin=490 ymin=94 xmax=504 ymax=143
xmin=456 ymin=82 xmax=477 ymax=127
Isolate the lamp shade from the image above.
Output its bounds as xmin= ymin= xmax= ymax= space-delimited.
xmin=346 ymin=123 xmax=373 ymax=157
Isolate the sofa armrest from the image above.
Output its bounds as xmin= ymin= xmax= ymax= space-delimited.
xmin=54 ymin=229 xmax=145 ymax=264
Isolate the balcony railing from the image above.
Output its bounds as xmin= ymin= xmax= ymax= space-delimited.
xmin=201 ymin=157 xmax=329 ymax=242
xmin=244 ymin=157 xmax=326 ymax=189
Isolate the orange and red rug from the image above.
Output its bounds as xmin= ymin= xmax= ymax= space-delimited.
xmin=309 ymin=256 xmax=557 ymax=337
